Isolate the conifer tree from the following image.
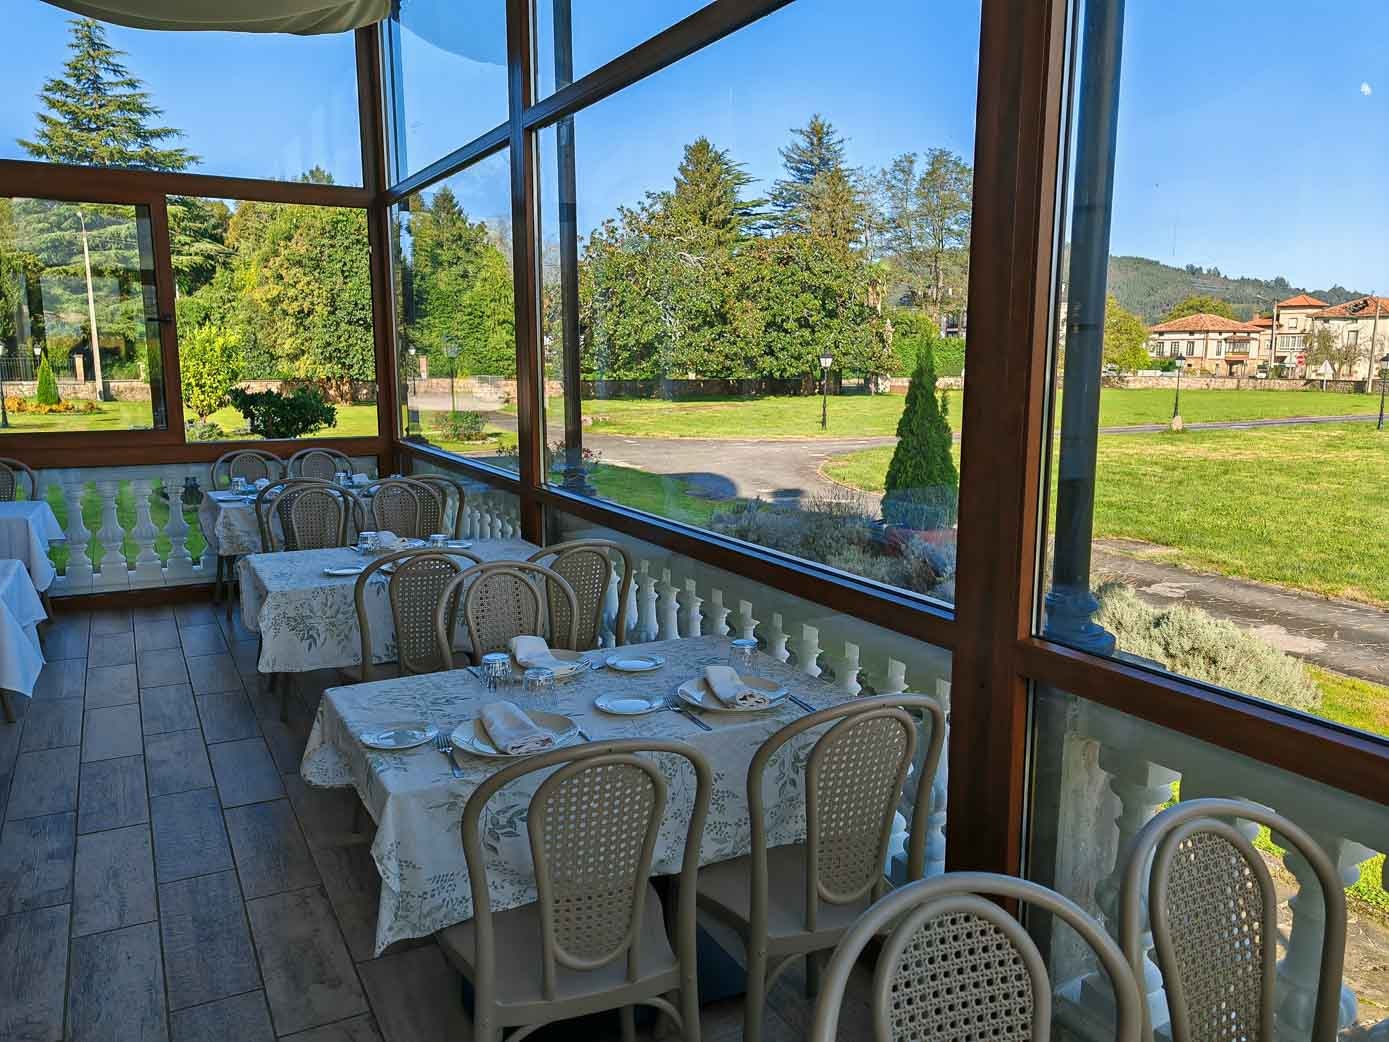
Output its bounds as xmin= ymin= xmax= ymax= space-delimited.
xmin=882 ymin=340 xmax=958 ymax=529
xmin=770 ymin=114 xmax=855 ymax=234
xmin=34 ymin=352 xmax=61 ymax=405
xmin=665 ymin=137 xmax=763 ymax=243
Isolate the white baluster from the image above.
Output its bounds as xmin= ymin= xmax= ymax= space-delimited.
xmin=599 ymin=570 xmax=620 ymax=647
xmin=93 ymin=479 xmax=129 ymax=589
xmin=61 ymin=479 xmax=94 ymax=589
xmin=623 ymin=570 xmax=638 ymax=645
xmin=734 ymin=599 xmax=759 ymax=641
xmin=706 ymin=589 xmax=731 ymax=637
xmin=129 ymin=478 xmax=162 ymax=586
xmin=879 ymin=658 xmax=909 ymax=696
xmin=763 ymin=611 xmax=790 ymax=662
xmin=480 ymin=507 xmax=495 ymax=541
xmin=833 ymin=641 xmax=862 ymax=696
xmin=922 ymin=678 xmax=951 ymax=878
xmin=681 ymin=578 xmax=703 ymax=637
xmin=464 ymin=506 xmax=479 ymax=540
xmin=635 ymin=562 xmax=659 ymax=643
xmin=656 ymin=569 xmax=679 ymax=640
xmin=796 ymin=624 xmax=822 ymax=677
xmin=163 ymin=470 xmax=196 ymax=580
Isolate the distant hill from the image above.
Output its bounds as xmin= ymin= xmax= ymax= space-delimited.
xmin=1106 ymin=255 xmax=1365 ymax=324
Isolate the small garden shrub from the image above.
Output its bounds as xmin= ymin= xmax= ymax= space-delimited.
xmin=185 ymin=417 xmax=227 ymax=441
xmin=1094 ymin=581 xmax=1322 ymax=713
xmin=227 ymin=386 xmax=336 ymax=440
xmin=883 ymin=341 xmax=958 ymax=530
xmin=34 ymin=354 xmax=60 ymax=405
xmin=436 ymin=410 xmax=486 ymax=441
xmin=3 ymin=396 xmax=100 ymax=415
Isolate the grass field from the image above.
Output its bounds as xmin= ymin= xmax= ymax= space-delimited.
xmin=825 ymin=422 xmax=1389 ymax=606
xmin=516 ymin=389 xmax=1383 ymax=440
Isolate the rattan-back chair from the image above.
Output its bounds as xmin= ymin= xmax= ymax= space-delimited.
xmin=413 ymin=474 xmax=468 ymax=539
xmin=358 ymin=477 xmax=442 ymax=539
xmin=288 ymin=446 xmax=351 ymax=481
xmin=695 ymin=693 xmax=947 ymax=1042
xmin=353 ymin=547 xmax=482 ymax=683
xmin=527 ymin=539 xmax=633 ymax=650
xmin=211 ymin=449 xmax=282 ymax=489
xmin=809 ymin=872 xmax=1142 ymax=1042
xmin=0 ymin=457 xmax=37 ymax=501
xmin=1119 ymin=797 xmax=1346 ymax=1042
xmin=435 ymin=561 xmax=578 ymax=667
xmin=254 ymin=480 xmax=355 ymax=552
xmin=438 ymin=739 xmax=713 ymax=1042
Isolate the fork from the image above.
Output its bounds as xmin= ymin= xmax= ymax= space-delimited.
xmin=661 ymin=692 xmax=713 ymax=731
xmin=434 ymin=729 xmax=463 ymax=778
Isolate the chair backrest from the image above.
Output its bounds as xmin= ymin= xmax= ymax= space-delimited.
xmin=354 ymin=547 xmax=481 ymax=681
xmin=212 ymin=449 xmax=281 ymax=489
xmin=527 ymin=539 xmax=634 ymax=650
xmin=461 ymin=740 xmax=712 ymax=1002
xmin=413 ymin=474 xmax=467 ymax=539
xmin=748 ymin=694 xmax=947 ymax=935
xmin=288 ymin=447 xmax=351 ymax=481
xmin=1119 ymin=797 xmax=1347 ymax=1042
xmin=436 ymin=561 xmax=579 ymax=667
xmin=0 ymin=457 xmax=36 ymax=501
xmin=254 ymin=479 xmax=353 ymax=551
xmin=360 ymin=477 xmax=441 ymax=539
xmin=810 ymin=872 xmax=1142 ymax=1042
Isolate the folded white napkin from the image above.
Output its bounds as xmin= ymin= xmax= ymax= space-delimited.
xmin=352 ymin=473 xmax=369 ymax=485
xmin=704 ymin=665 xmax=770 ymax=709
xmin=254 ymin=478 xmax=270 ymax=489
xmin=376 ymin=530 xmax=401 ymax=550
xmin=479 ymin=701 xmax=555 ymax=755
xmin=509 ymin=635 xmax=570 ymax=671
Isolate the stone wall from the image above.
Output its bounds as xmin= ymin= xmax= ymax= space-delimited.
xmin=1104 ymin=374 xmax=1370 ymax=393
xmin=3 ymin=379 xmax=152 ymax=401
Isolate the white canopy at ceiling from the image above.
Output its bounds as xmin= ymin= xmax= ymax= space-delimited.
xmin=39 ymin=0 xmax=390 ymax=34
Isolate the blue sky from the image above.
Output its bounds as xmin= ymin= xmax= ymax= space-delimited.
xmin=3 ymin=0 xmax=1386 ymax=291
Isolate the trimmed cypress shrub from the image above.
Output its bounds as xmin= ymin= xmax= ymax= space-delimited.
xmin=34 ymin=352 xmax=60 ymax=405
xmin=882 ymin=341 xmax=958 ymax=530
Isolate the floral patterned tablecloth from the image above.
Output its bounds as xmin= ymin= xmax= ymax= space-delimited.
xmin=198 ymin=494 xmax=264 ymax=557
xmin=238 ymin=539 xmax=539 ymax=673
xmin=301 ymin=636 xmax=852 ymax=955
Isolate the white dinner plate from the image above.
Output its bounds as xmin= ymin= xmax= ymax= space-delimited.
xmin=605 ymin=654 xmax=665 ymax=673
xmin=676 ymin=676 xmax=789 ymax=713
xmin=359 ymin=724 xmax=438 ymax=750
xmin=594 ymin=691 xmax=666 ymax=715
xmin=323 ymin=566 xmax=366 ymax=577
xmin=451 ymin=711 xmax=580 ymax=758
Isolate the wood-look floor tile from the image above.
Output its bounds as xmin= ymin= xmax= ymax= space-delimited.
xmin=140 ymin=684 xmax=200 ymax=736
xmin=308 ymin=842 xmax=381 ymax=963
xmin=83 ymin=663 xmax=138 ymax=709
xmin=169 ymin=991 xmax=276 ymax=1042
xmin=41 ymin=619 xmax=89 ymax=660
xmin=279 ymin=1015 xmax=383 ymax=1042
xmin=135 ymin=619 xmax=182 ymax=653
xmin=150 ymin=788 xmax=233 ymax=883
xmin=77 ymin=755 xmax=148 ymax=833
xmin=7 ymin=747 xmax=79 ymax=820
xmin=225 ymin=799 xmax=319 ymax=900
xmin=72 ymin=824 xmax=156 ymax=937
xmin=179 ymin=624 xmax=228 ymax=658
xmin=145 ymin=730 xmax=213 ymax=796
xmin=138 ymin=648 xmax=191 ymax=689
xmin=357 ymin=945 xmax=468 ymax=1042
xmin=32 ymin=658 xmax=85 ymax=700
xmin=208 ymin=738 xmax=283 ymax=807
xmin=159 ymin=870 xmax=262 ymax=1010
xmin=88 ymin=632 xmax=135 ymax=669
xmin=247 ymin=886 xmax=368 ymax=1036
xmin=0 ymin=904 xmax=69 ymax=1042
xmin=67 ymin=921 xmax=167 ymax=1042
xmin=175 ymin=602 xmax=220 ymax=628
xmin=19 ymin=698 xmax=83 ymax=752
xmin=81 ymin=704 xmax=144 ymax=762
xmin=195 ymin=691 xmax=259 ymax=744
xmin=187 ymin=653 xmax=243 ymax=695
xmin=89 ymin=608 xmax=133 ymax=635
xmin=0 ymin=812 xmax=75 ymax=914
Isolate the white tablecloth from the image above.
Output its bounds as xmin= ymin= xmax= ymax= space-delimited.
xmin=0 ymin=559 xmax=47 ymax=697
xmin=238 ymin=539 xmax=539 ymax=673
xmin=301 ymin=636 xmax=858 ymax=954
xmin=0 ymin=501 xmax=64 ymax=592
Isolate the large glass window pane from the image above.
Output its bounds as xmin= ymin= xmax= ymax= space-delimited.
xmin=538 ymin=0 xmax=980 ymax=607
xmin=1026 ymin=686 xmax=1388 ymax=1039
xmin=1039 ymin=1 xmax=1389 ymax=739
xmin=173 ymin=198 xmax=378 ymax=442
xmin=534 ymin=0 xmax=714 ymax=99
xmin=1 ymin=11 xmax=362 ymax=184
xmin=394 ymin=151 xmax=517 ymax=472
xmin=383 ymin=0 xmax=508 ymax=183
xmin=1 ymin=196 xmax=165 ymax=434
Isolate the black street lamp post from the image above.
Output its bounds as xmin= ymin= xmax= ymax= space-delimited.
xmin=1172 ymin=358 xmax=1184 ymax=420
xmin=819 ymin=351 xmax=833 ymax=430
xmin=1378 ymin=352 xmax=1389 ymax=432
xmin=0 ymin=344 xmax=9 ymax=429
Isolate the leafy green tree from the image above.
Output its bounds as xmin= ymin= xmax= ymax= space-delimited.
xmin=1103 ymin=294 xmax=1150 ymax=371
xmin=875 ymin=149 xmax=972 ymax=329
xmin=228 ymin=386 xmax=336 ymax=439
xmin=1304 ymin=324 xmax=1359 ymax=377
xmin=34 ymin=352 xmax=61 ymax=405
xmin=179 ymin=325 xmax=241 ymax=419
xmin=1162 ymin=294 xmax=1236 ymax=322
xmin=883 ymin=341 xmax=958 ymax=530
xmin=803 ymin=167 xmax=866 ymax=245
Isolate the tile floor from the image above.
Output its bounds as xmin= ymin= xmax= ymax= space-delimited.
xmin=0 ymin=598 xmax=872 ymax=1042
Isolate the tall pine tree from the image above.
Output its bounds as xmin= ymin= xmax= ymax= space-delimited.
xmin=770 ymin=114 xmax=855 ymax=234
xmin=882 ymin=340 xmax=958 ymax=529
xmin=664 ymin=137 xmax=763 ymax=244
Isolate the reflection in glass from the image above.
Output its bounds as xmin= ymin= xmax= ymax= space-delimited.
xmin=1 ymin=197 xmax=164 ymax=433
xmin=534 ymin=0 xmax=713 ymax=99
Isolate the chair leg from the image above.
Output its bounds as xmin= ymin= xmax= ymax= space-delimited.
xmin=1 ymin=690 xmax=14 ymax=724
xmin=225 ymin=556 xmax=236 ymax=620
xmin=620 ymin=1006 xmax=637 ymax=1042
xmin=743 ymin=948 xmax=768 ymax=1042
xmin=805 ymin=950 xmax=822 ymax=999
xmin=680 ymin=985 xmax=702 ymax=1042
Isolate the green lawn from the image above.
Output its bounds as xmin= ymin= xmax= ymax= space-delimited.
xmin=0 ymin=401 xmax=155 ymax=433
xmin=204 ymin=402 xmax=381 ymax=440
xmin=1310 ymin=666 xmax=1389 ymax=737
xmin=516 ymin=389 xmax=1381 ymax=440
xmin=825 ymin=423 xmax=1389 ymax=606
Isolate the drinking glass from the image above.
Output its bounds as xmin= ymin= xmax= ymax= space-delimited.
xmin=429 ymin=533 xmax=448 ymax=548
xmin=523 ymin=667 xmax=556 ymax=706
xmin=481 ymin=652 xmax=512 ymax=692
xmin=357 ymin=531 xmax=376 ymax=555
xmin=729 ymin=637 xmax=759 ymax=676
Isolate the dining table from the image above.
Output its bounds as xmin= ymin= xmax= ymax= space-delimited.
xmin=0 ymin=499 xmax=65 ymax=592
xmin=0 ymin=558 xmax=48 ymax=705
xmin=300 ymin=635 xmax=857 ymax=955
xmin=239 ymin=538 xmax=541 ymax=674
xmin=199 ymin=489 xmax=271 ymax=558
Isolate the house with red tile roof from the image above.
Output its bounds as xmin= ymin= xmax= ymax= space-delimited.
xmin=1145 ymin=313 xmax=1262 ymax=374
xmin=1254 ymin=294 xmax=1329 ymax=374
xmin=1304 ymin=295 xmax=1389 ymax=379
